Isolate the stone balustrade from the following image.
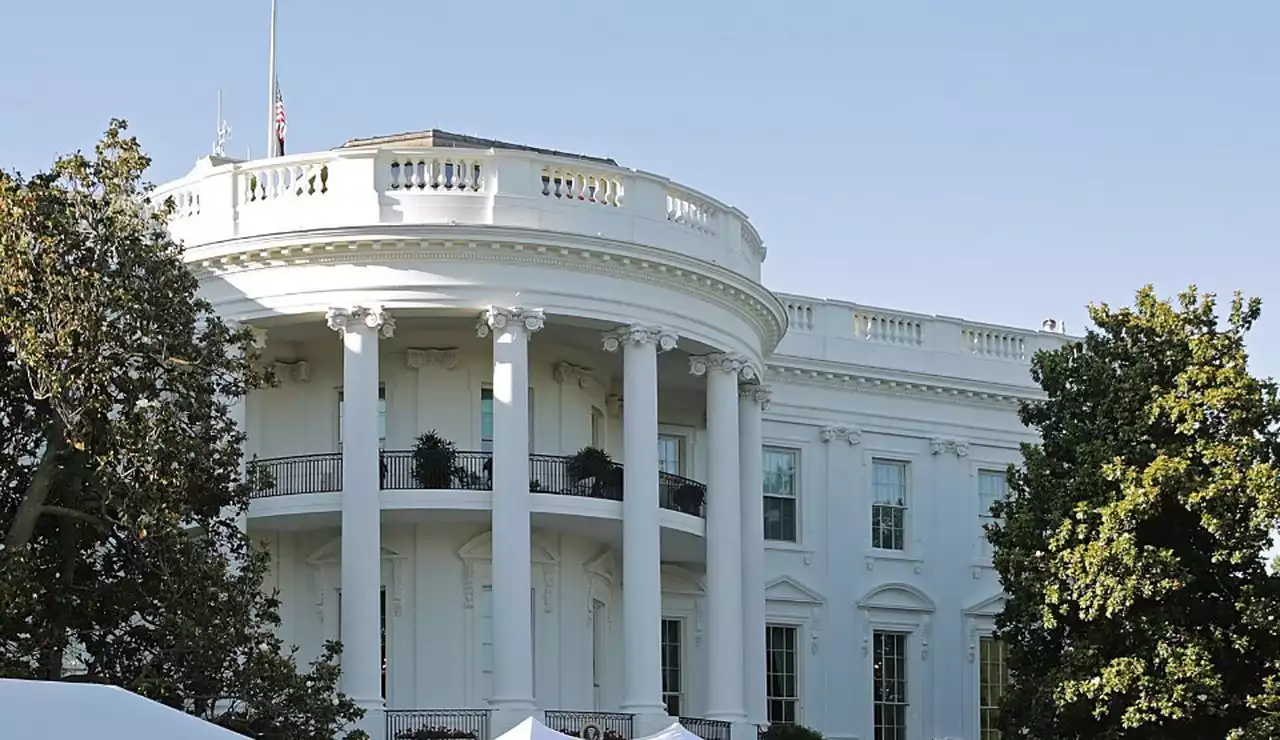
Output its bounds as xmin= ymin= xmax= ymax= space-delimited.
xmin=151 ymin=147 xmax=767 ymax=280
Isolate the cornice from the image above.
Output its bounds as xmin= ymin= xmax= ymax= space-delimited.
xmin=765 ymin=355 xmax=1044 ymax=409
xmin=182 ymin=224 xmax=788 ymax=353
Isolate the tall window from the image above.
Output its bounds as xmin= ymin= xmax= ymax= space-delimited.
xmin=873 ymin=631 xmax=907 ymax=740
xmin=658 ymin=434 xmax=683 ymax=476
xmin=979 ymin=637 xmax=1009 ymax=740
xmin=591 ymin=407 xmax=606 ymax=448
xmin=661 ymin=618 xmax=684 ymax=716
xmin=592 ymin=600 xmax=607 ymax=709
xmin=871 ymin=460 xmax=908 ymax=551
xmin=337 ymin=588 xmax=388 ymax=699
xmin=337 ymin=385 xmax=387 ymax=449
xmin=480 ymin=387 xmax=535 ymax=452
xmin=763 ymin=447 xmax=799 ymax=542
xmin=978 ymin=470 xmax=1008 ymax=560
xmin=766 ymin=624 xmax=800 ymax=724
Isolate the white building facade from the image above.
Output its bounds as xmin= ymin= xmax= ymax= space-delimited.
xmin=155 ymin=131 xmax=1065 ymax=740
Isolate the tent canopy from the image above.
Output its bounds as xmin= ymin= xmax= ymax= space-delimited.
xmin=0 ymin=679 xmax=246 ymax=740
xmin=635 ymin=722 xmax=706 ymax=740
xmin=495 ymin=717 xmax=581 ymax=740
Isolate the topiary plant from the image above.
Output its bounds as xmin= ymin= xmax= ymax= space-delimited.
xmin=565 ymin=446 xmax=619 ymax=497
xmin=411 ymin=430 xmax=459 ymax=489
xmin=760 ymin=723 xmax=824 ymax=740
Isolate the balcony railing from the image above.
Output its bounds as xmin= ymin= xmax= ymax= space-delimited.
xmin=386 ymin=709 xmax=490 ymax=740
xmin=380 ymin=450 xmax=493 ymax=491
xmin=544 ymin=710 xmax=635 ymax=740
xmin=247 ymin=453 xmax=341 ymax=497
xmin=253 ymin=451 xmax=706 ymax=518
xmin=679 ymin=717 xmax=732 ymax=740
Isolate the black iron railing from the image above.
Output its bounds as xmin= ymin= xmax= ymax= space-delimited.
xmin=386 ymin=709 xmax=491 ymax=740
xmin=529 ymin=454 xmax=624 ymax=501
xmin=660 ymin=472 xmax=707 ymax=517
xmin=380 ymin=450 xmax=493 ymax=491
xmin=545 ymin=710 xmax=635 ymax=740
xmin=680 ymin=717 xmax=731 ymax=740
xmin=247 ymin=453 xmax=342 ymax=497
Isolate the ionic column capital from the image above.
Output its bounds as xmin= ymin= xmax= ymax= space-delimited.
xmin=739 ymin=383 xmax=772 ymax=409
xmin=476 ymin=306 xmax=545 ymax=338
xmin=326 ymin=306 xmax=396 ymax=338
xmin=601 ymin=324 xmax=679 ymax=353
xmin=689 ymin=352 xmax=759 ymax=381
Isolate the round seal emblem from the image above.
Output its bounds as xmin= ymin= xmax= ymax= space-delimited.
xmin=581 ymin=725 xmax=602 ymax=740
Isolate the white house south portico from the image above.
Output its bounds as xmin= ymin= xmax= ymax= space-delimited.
xmin=155 ymin=128 xmax=1070 ymax=740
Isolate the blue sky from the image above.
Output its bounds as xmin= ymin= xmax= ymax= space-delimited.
xmin=3 ymin=1 xmax=1277 ymax=374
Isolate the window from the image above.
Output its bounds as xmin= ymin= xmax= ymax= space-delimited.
xmin=591 ymin=407 xmax=606 ymax=448
xmin=873 ymin=631 xmax=908 ymax=740
xmin=337 ymin=588 xmax=388 ymax=699
xmin=766 ymin=624 xmax=800 ymax=724
xmin=661 ymin=618 xmax=684 ymax=716
xmin=978 ymin=470 xmax=1008 ymax=560
xmin=592 ymin=600 xmax=607 ymax=709
xmin=979 ymin=637 xmax=1009 ymax=740
xmin=477 ymin=585 xmax=538 ymax=701
xmin=871 ymin=460 xmax=908 ymax=551
xmin=658 ymin=434 xmax=684 ymax=476
xmin=480 ymin=387 xmax=535 ymax=452
xmin=763 ymin=447 xmax=799 ymax=542
xmin=337 ymin=385 xmax=387 ymax=449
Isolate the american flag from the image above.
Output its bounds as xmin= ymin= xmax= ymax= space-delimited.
xmin=274 ymin=79 xmax=287 ymax=155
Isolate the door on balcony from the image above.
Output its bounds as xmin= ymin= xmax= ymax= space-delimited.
xmin=337 ymin=384 xmax=387 ymax=451
xmin=658 ymin=435 xmax=683 ymax=476
xmin=336 ymin=587 xmax=389 ymax=701
xmin=480 ymin=387 xmax=535 ymax=452
xmin=592 ymin=599 xmax=606 ymax=709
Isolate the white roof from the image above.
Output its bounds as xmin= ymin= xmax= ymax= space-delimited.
xmin=635 ymin=723 xmax=706 ymax=740
xmin=494 ymin=717 xmax=581 ymax=740
xmin=0 ymin=679 xmax=247 ymax=740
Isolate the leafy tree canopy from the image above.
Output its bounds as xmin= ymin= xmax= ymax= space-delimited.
xmin=0 ymin=120 xmax=365 ymax=739
xmin=990 ymin=286 xmax=1280 ymax=740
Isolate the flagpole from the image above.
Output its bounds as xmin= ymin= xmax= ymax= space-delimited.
xmin=266 ymin=0 xmax=278 ymax=157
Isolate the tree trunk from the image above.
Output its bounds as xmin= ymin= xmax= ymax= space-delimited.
xmin=4 ymin=422 xmax=66 ymax=551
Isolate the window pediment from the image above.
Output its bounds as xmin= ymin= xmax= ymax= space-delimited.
xmin=764 ymin=576 xmax=824 ymax=605
xmin=857 ymin=582 xmax=935 ymax=614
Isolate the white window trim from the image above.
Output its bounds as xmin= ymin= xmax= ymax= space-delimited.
xmin=658 ymin=424 xmax=697 ymax=478
xmin=762 ymin=444 xmax=802 ymax=545
xmin=968 ymin=455 xmax=1020 ymax=568
xmin=864 ymin=451 xmax=916 ymax=555
xmin=963 ymin=594 xmax=1006 ymax=740
xmin=857 ymin=583 xmax=936 ymax=740
xmin=764 ymin=620 xmax=805 ymax=725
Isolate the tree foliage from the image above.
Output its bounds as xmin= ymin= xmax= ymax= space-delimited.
xmin=990 ymin=286 xmax=1280 ymax=739
xmin=0 ymin=121 xmax=365 ymax=738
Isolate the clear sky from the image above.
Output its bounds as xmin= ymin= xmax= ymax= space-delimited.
xmin=2 ymin=1 xmax=1277 ymax=374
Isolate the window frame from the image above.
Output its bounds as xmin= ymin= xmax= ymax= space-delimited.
xmin=765 ymin=622 xmax=802 ymax=725
xmin=976 ymin=468 xmax=1009 ymax=562
xmin=871 ymin=630 xmax=909 ymax=740
xmin=762 ymin=445 xmax=801 ymax=543
xmin=978 ymin=635 xmax=1009 ymax=740
xmin=660 ymin=616 xmax=685 ymax=717
xmin=657 ymin=433 xmax=686 ymax=477
xmin=480 ymin=385 xmax=535 ymax=453
xmin=870 ymin=458 xmax=910 ymax=552
xmin=336 ymin=383 xmax=388 ymax=451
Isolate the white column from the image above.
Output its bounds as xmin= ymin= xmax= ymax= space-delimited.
xmin=477 ymin=306 xmax=544 ymax=731
xmin=327 ymin=305 xmax=395 ymax=740
xmin=604 ymin=325 xmax=679 ymax=729
xmin=739 ymin=384 xmax=771 ymax=727
xmin=690 ymin=353 xmax=751 ymax=724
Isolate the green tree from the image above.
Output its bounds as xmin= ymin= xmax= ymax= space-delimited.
xmin=0 ymin=121 xmax=365 ymax=739
xmin=989 ymin=286 xmax=1280 ymax=740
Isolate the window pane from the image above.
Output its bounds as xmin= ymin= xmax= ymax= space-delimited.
xmin=662 ymin=618 xmax=683 ymax=717
xmin=764 ymin=496 xmax=797 ymax=542
xmin=763 ymin=448 xmax=797 ymax=496
xmin=873 ymin=631 xmax=908 ymax=740
xmin=979 ymin=637 xmax=1009 ymax=740
xmin=766 ymin=624 xmax=799 ymax=725
xmin=658 ymin=435 xmax=682 ymax=475
xmin=480 ymin=388 xmax=494 ymax=452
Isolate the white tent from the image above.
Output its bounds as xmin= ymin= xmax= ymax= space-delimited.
xmin=0 ymin=679 xmax=247 ymax=740
xmin=634 ymin=722 xmax=706 ymax=740
xmin=495 ymin=717 xmax=581 ymax=740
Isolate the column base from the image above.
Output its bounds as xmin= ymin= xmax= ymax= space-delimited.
xmin=630 ymin=711 xmax=677 ymax=737
xmin=488 ymin=703 xmax=543 ymax=738
xmin=728 ymin=721 xmax=760 ymax=740
xmin=353 ymin=699 xmax=385 ymax=740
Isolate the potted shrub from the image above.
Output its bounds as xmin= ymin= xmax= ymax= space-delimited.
xmin=672 ymin=482 xmax=704 ymax=515
xmin=412 ymin=430 xmax=459 ymax=489
xmin=566 ymin=446 xmax=618 ymax=497
xmin=760 ymin=724 xmax=824 ymax=740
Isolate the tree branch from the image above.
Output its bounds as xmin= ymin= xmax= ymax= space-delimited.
xmin=40 ymin=505 xmax=105 ymax=529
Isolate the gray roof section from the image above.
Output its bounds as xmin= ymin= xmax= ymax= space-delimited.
xmin=338 ymin=129 xmax=618 ymax=166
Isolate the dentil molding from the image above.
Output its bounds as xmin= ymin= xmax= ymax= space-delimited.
xmin=406 ymin=347 xmax=459 ymax=371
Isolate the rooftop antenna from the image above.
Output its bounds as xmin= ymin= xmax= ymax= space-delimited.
xmin=213 ymin=90 xmax=232 ymax=157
